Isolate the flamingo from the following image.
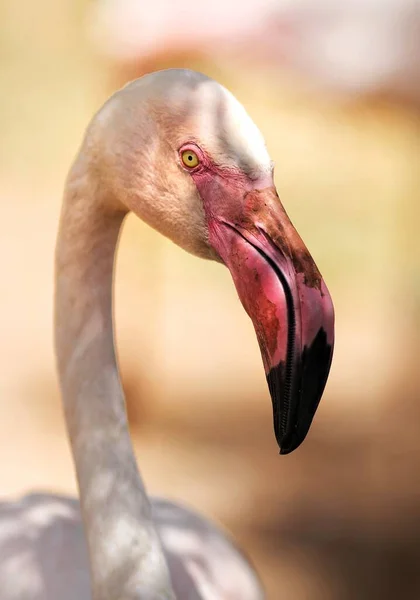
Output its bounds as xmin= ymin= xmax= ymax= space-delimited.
xmin=0 ymin=69 xmax=334 ymax=600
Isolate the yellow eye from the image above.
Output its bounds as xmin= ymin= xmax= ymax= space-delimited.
xmin=181 ymin=150 xmax=199 ymax=168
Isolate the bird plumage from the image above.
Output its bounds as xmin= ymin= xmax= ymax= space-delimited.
xmin=0 ymin=493 xmax=264 ymax=600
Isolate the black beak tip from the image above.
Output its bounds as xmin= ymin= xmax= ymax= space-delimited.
xmin=277 ymin=421 xmax=311 ymax=455
xmin=279 ymin=441 xmax=300 ymax=455
xmin=267 ymin=328 xmax=334 ymax=456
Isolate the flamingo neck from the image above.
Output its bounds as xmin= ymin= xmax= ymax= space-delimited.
xmin=54 ymin=167 xmax=175 ymax=600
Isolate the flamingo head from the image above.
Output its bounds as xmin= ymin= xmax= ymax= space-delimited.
xmin=93 ymin=69 xmax=334 ymax=454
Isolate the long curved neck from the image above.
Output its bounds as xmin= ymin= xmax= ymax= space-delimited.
xmin=54 ymin=166 xmax=175 ymax=600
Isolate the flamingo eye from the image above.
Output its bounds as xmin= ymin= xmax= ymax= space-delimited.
xmin=181 ymin=150 xmax=199 ymax=168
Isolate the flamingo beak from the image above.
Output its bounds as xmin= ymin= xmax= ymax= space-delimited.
xmin=207 ymin=185 xmax=334 ymax=454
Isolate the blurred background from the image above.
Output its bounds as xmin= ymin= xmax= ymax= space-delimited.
xmin=1 ymin=0 xmax=420 ymax=597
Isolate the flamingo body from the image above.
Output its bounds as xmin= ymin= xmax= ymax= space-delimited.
xmin=0 ymin=494 xmax=263 ymax=600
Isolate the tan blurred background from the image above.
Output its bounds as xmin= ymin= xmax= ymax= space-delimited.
xmin=1 ymin=0 xmax=420 ymax=598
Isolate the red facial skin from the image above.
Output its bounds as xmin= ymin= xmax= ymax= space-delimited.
xmin=179 ymin=142 xmax=335 ymax=453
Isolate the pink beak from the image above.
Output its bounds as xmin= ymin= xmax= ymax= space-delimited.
xmin=204 ymin=183 xmax=334 ymax=454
